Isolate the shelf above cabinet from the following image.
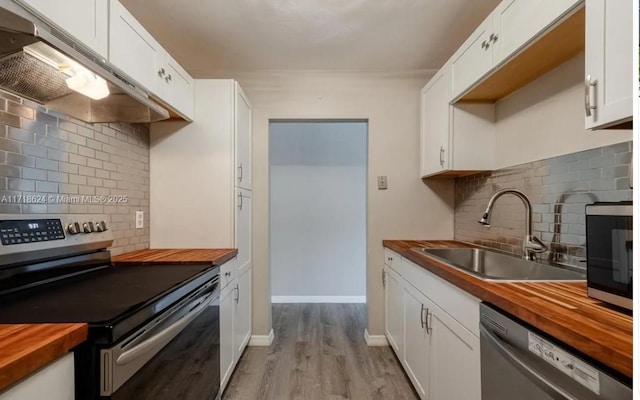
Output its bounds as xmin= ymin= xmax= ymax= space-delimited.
xmin=455 ymin=6 xmax=585 ymax=103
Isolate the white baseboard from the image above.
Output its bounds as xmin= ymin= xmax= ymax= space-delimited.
xmin=249 ymin=329 xmax=274 ymax=346
xmin=364 ymin=329 xmax=388 ymax=346
xmin=271 ymin=296 xmax=366 ymax=303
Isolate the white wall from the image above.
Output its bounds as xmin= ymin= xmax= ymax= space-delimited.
xmin=494 ymin=53 xmax=632 ymax=168
xmin=224 ymin=70 xmax=455 ymax=336
xmin=269 ymin=122 xmax=367 ymax=301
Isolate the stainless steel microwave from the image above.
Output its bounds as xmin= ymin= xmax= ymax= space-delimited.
xmin=585 ymin=202 xmax=632 ymax=310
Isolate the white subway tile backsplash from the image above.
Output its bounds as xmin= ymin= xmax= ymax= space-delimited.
xmin=455 ymin=141 xmax=632 ymax=267
xmin=0 ymin=90 xmax=150 ymax=255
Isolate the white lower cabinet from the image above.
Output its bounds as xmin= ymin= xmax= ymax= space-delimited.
xmin=383 ymin=250 xmax=481 ymax=400
xmin=429 ymin=302 xmax=481 ymax=400
xmin=384 ymin=265 xmax=404 ymax=356
xmin=220 ymin=280 xmax=236 ymax=392
xmin=403 ymin=283 xmax=430 ymax=399
xmin=219 ymin=258 xmax=252 ymax=394
xmin=0 ymin=353 xmax=74 ymax=400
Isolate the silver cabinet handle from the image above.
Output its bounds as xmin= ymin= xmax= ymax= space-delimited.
xmin=234 ymin=284 xmax=239 ymax=303
xmin=439 ymin=146 xmax=445 ymax=167
xmin=238 ymin=163 xmax=243 ymax=182
xmin=489 ymin=33 xmax=498 ymax=43
xmin=425 ymin=308 xmax=432 ymax=335
xmin=584 ymin=75 xmax=596 ymax=117
xmin=382 ymin=270 xmax=386 ymax=287
xmin=481 ymin=40 xmax=489 ymax=50
xmin=157 ymin=67 xmax=165 ymax=77
xmin=387 ymin=256 xmax=393 ymax=262
xmin=238 ymin=193 xmax=243 ymax=210
xmin=225 ymin=271 xmax=231 ymax=277
xmin=420 ymin=305 xmax=427 ymax=329
xmin=164 ymin=74 xmax=172 ymax=82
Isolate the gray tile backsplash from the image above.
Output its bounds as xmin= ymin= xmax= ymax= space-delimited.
xmin=455 ymin=141 xmax=632 ymax=267
xmin=0 ymin=90 xmax=150 ymax=255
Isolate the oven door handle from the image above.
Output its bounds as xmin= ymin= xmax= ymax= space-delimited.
xmin=116 ymin=290 xmax=216 ymax=366
xmin=480 ymin=324 xmax=578 ymax=400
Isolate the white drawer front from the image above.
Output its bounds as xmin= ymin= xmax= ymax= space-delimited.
xmin=384 ymin=248 xmax=402 ymax=273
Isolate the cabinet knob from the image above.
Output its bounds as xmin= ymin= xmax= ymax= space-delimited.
xmin=225 ymin=272 xmax=231 ymax=277
xmin=157 ymin=67 xmax=166 ymax=77
xmin=489 ymin=33 xmax=498 ymax=43
xmin=481 ymin=40 xmax=489 ymax=50
xmin=165 ymin=74 xmax=172 ymax=83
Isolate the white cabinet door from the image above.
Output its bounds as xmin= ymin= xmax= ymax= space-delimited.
xmin=160 ymin=52 xmax=194 ymax=120
xmin=585 ymin=0 xmax=633 ymax=129
xmin=384 ymin=266 xmax=404 ymax=357
xmin=420 ymin=68 xmax=451 ymax=177
xmin=234 ymin=267 xmax=252 ymax=358
xmin=235 ymin=188 xmax=251 ymax=277
xmin=429 ymin=305 xmax=481 ymax=400
xmin=450 ymin=17 xmax=493 ymax=100
xmin=235 ymin=83 xmax=252 ymax=190
xmin=109 ymin=0 xmax=162 ymax=94
xmin=220 ymin=283 xmax=235 ymax=393
xmin=17 ymin=0 xmax=108 ymax=58
xmin=0 ymin=353 xmax=74 ymax=400
xmin=403 ymin=284 xmax=430 ymax=400
xmin=492 ymin=0 xmax=582 ymax=65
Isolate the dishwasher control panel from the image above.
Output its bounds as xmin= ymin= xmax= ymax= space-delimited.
xmin=528 ymin=332 xmax=600 ymax=394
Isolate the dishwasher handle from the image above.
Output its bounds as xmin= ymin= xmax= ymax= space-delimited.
xmin=480 ymin=324 xmax=577 ymax=400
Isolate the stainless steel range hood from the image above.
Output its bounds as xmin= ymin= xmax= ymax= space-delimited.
xmin=0 ymin=0 xmax=169 ymax=123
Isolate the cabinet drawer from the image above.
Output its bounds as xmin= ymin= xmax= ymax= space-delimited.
xmin=400 ymin=258 xmax=480 ymax=336
xmin=384 ymin=248 xmax=402 ymax=273
xmin=220 ymin=257 xmax=237 ymax=289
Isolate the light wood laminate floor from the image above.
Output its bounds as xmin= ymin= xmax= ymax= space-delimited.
xmin=223 ymin=303 xmax=418 ymax=400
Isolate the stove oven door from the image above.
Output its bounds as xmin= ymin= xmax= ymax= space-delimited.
xmin=100 ymin=278 xmax=221 ymax=400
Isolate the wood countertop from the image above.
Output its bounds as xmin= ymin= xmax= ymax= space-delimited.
xmin=0 ymin=324 xmax=87 ymax=392
xmin=383 ymin=240 xmax=632 ymax=379
xmin=112 ymin=248 xmax=237 ymax=266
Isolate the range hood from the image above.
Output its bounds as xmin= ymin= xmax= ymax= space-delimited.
xmin=0 ymin=1 xmax=169 ymax=123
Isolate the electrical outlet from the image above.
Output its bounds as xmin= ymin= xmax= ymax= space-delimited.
xmin=135 ymin=211 xmax=144 ymax=229
xmin=377 ymin=176 xmax=388 ymax=190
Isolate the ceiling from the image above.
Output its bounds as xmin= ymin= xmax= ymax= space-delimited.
xmin=120 ymin=0 xmax=500 ymax=77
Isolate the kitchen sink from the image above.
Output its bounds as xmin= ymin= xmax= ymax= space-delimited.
xmin=411 ymin=247 xmax=585 ymax=281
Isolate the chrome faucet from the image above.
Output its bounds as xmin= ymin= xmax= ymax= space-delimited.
xmin=478 ymin=189 xmax=547 ymax=261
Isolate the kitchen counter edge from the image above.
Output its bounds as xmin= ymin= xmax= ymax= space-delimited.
xmin=383 ymin=239 xmax=632 ymax=379
xmin=0 ymin=323 xmax=87 ymax=392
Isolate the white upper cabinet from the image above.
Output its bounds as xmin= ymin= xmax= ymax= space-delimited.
xmin=421 ymin=65 xmax=495 ymax=178
xmin=451 ymin=0 xmax=583 ymax=101
xmin=584 ymin=0 xmax=633 ymax=129
xmin=16 ymin=0 xmax=109 ymax=59
xmin=159 ymin=52 xmax=195 ymax=120
xmin=451 ymin=18 xmax=494 ymax=100
xmin=109 ymin=0 xmax=163 ymax=94
xmin=235 ymin=83 xmax=252 ymax=190
xmin=421 ymin=68 xmax=451 ymax=177
xmin=109 ymin=0 xmax=194 ymax=120
xmin=492 ymin=0 xmax=582 ymax=65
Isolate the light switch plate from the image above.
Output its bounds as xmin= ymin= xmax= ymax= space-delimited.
xmin=135 ymin=211 xmax=144 ymax=229
xmin=377 ymin=176 xmax=388 ymax=190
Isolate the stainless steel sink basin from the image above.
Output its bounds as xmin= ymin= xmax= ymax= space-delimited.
xmin=411 ymin=247 xmax=585 ymax=281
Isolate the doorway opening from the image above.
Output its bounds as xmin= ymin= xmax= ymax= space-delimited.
xmin=269 ymin=120 xmax=367 ymax=303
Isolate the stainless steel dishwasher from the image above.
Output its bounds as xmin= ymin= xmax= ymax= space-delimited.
xmin=480 ymin=303 xmax=631 ymax=400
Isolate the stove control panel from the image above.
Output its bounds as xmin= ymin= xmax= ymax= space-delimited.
xmin=0 ymin=219 xmax=65 ymax=245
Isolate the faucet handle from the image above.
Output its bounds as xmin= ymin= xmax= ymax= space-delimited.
xmin=525 ymin=235 xmax=547 ymax=253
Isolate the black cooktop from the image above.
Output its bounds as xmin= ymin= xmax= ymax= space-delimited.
xmin=0 ymin=263 xmax=218 ymax=344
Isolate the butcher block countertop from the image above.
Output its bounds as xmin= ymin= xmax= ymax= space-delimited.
xmin=0 ymin=324 xmax=87 ymax=392
xmin=112 ymin=248 xmax=237 ymax=266
xmin=383 ymin=240 xmax=633 ymax=379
